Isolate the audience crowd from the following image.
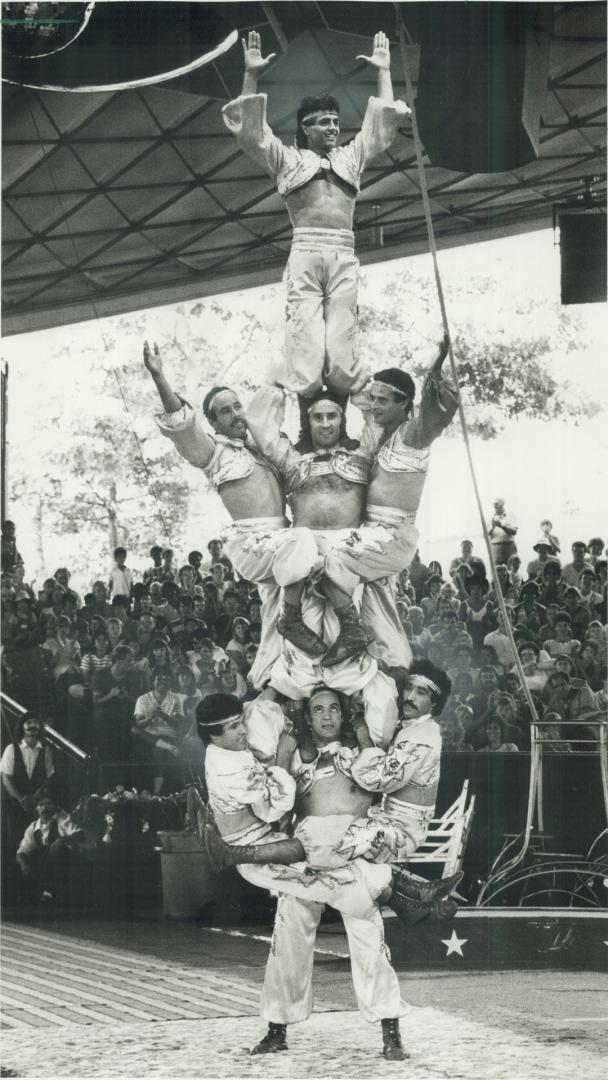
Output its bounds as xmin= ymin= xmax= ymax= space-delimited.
xmin=1 ymin=517 xmax=606 ymax=902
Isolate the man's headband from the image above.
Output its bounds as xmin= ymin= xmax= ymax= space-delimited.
xmin=301 ymin=111 xmax=339 ymax=125
xmin=199 ymin=711 xmax=242 ymax=729
xmin=373 ymin=378 xmax=409 ymax=399
xmin=307 ymin=399 xmax=343 ymax=415
xmin=407 ymin=674 xmax=441 ymax=696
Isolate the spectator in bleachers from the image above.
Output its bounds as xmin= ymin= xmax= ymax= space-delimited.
xmin=540 ymin=519 xmax=561 ymax=555
xmin=513 ymin=581 xmax=546 ymax=641
xmin=527 ymin=538 xmax=559 ymax=581
xmin=440 ymin=712 xmax=473 ymax=752
xmin=561 ymin=541 xmax=588 ymax=587
xmin=11 ymin=564 xmax=36 ymax=604
xmin=143 ymin=545 xmax=164 ymax=585
xmin=587 ymin=537 xmax=604 ymax=566
xmin=517 ymin=640 xmax=549 ymax=694
xmin=160 ymin=548 xmax=177 ymax=582
xmin=489 ymin=497 xmax=518 ymax=565
xmin=90 ymin=580 xmax=113 ymax=619
xmin=578 ymin=567 xmax=603 ymax=613
xmin=460 ymin=574 xmax=496 ymax=654
xmin=132 ymin=672 xmax=187 ymax=793
xmin=187 ymin=550 xmax=204 ymax=585
xmin=538 ymin=602 xmax=563 ymax=646
xmin=408 ymin=551 xmax=429 ymax=603
xmin=562 ymin=586 xmax=591 ymax=642
xmin=79 ymin=630 xmax=112 ymax=688
xmin=477 ymin=718 xmax=519 ymax=753
xmin=537 ymin=559 xmax=564 ymax=608
xmin=225 ymin=616 xmax=251 ymax=677
xmin=544 ymin=612 xmax=579 ymax=661
xmin=421 ymin=573 xmax=443 ymax=622
xmin=507 ymin=553 xmax=523 ymax=593
xmin=576 ymin=641 xmax=606 ymax=693
xmin=483 ymin=609 xmax=517 ymax=672
xmin=469 ymin=665 xmax=501 ymax=728
xmin=92 ymin=645 xmax=142 ymax=786
xmin=105 ymin=617 xmax=124 ymax=650
xmin=403 ymin=606 xmax=431 ymax=658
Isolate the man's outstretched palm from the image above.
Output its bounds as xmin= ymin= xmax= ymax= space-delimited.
xmin=242 ymin=30 xmax=276 ymax=75
xmin=356 ymin=31 xmax=391 ymax=71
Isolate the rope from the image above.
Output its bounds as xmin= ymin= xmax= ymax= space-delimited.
xmin=394 ymin=6 xmax=541 ymax=729
xmin=23 ymin=99 xmax=174 ymax=548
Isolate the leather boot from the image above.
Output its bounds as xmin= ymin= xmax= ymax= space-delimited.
xmin=392 ymin=868 xmax=463 ymax=906
xmin=381 ymin=1018 xmax=409 ymax=1061
xmin=389 ymin=870 xmax=462 ymax=928
xmin=323 ymin=603 xmax=371 ymax=667
xmin=250 ymin=1022 xmax=288 ymax=1055
xmin=278 ymin=603 xmax=327 ymax=658
xmin=204 ymin=824 xmax=265 ymax=874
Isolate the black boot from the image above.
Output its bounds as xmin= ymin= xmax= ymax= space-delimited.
xmin=250 ymin=1022 xmax=288 ymax=1055
xmin=323 ymin=603 xmax=371 ymax=667
xmin=392 ymin=869 xmax=463 ymax=906
xmin=278 ymin=603 xmax=327 ymax=658
xmin=381 ymin=1018 xmax=409 ymax=1061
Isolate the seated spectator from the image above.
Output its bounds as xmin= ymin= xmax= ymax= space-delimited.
xmin=11 ymin=564 xmax=36 ymax=604
xmin=543 ymin=669 xmax=597 ymax=727
xmin=132 ymin=673 xmax=187 ymax=793
xmin=562 ymin=586 xmax=591 ymax=642
xmin=439 ymin=580 xmax=459 ymax=612
xmin=483 ymin=692 xmax=527 ymax=749
xmin=537 ymin=559 xmax=564 ymax=608
xmin=421 ymin=573 xmax=443 ymax=623
xmin=214 ymin=591 xmax=242 ymax=647
xmin=448 ymin=644 xmax=475 ymax=683
xmin=430 ymin=610 xmax=473 ymax=667
xmin=396 ymin=567 xmax=416 ymax=606
xmin=440 ymin=714 xmax=474 ymax=752
xmin=544 ymin=612 xmax=579 ymax=660
xmin=92 ymin=645 xmax=142 ymax=785
xmin=108 ymin=547 xmax=133 ymax=601
xmin=149 ymin=580 xmax=165 ymax=611
xmin=578 ymin=567 xmax=603 ymax=613
xmin=143 ymin=545 xmax=164 ymax=586
xmin=540 ymin=519 xmax=560 ymax=555
xmin=90 ymin=580 xmax=112 ymax=619
xmin=408 ymin=551 xmax=430 ymax=603
xmin=513 ymin=581 xmax=546 ymax=641
xmin=449 ymin=539 xmax=477 ymax=578
xmin=586 ymin=620 xmax=608 ymax=652
xmin=587 ymin=537 xmax=604 ymax=566
xmin=404 ymin=606 xmax=431 ymax=657
xmin=450 ymin=671 xmax=476 ymax=711
xmin=146 ymin=637 xmax=175 ymax=687
xmin=16 ymin=789 xmax=85 ymax=906
xmin=160 ymin=548 xmax=176 ymax=582
xmin=537 ymin=712 xmax=572 ymax=752
xmin=217 ymin=659 xmax=247 ymax=701
xmin=507 ymin=553 xmax=523 ymax=593
xmin=477 ymin=717 xmax=519 ymax=753
xmin=155 ymin=581 xmax=180 ymax=624
xmin=225 ymin=616 xmax=251 ymax=676
xmin=243 ymin=643 xmax=259 ymax=683
xmin=538 ymin=603 xmax=563 ymax=647
xmin=483 ymin=609 xmax=517 ymax=672
xmin=517 ymin=641 xmax=549 ymax=694
xmin=41 ymin=583 xmax=68 ymax=624
xmin=36 ymin=577 xmax=58 ymax=614
xmin=105 ymin=616 xmax=124 ymax=650
xmin=527 ymin=538 xmax=560 ymax=581
xmin=478 ymin=643 xmax=499 ymax=669
xmin=187 ymin=550 xmax=204 ymax=585
xmin=0 ymin=714 xmax=56 ymax=845
xmin=487 ymin=564 xmax=517 ymax=608
xmin=561 ymin=541 xmax=588 ymax=588
xmin=79 ymin=630 xmax=112 ymax=688
xmin=576 ymin=641 xmax=606 ymax=693
xmin=3 ymin=596 xmax=39 ymax=650
xmin=175 ymin=666 xmax=202 ymax=733
xmin=44 ymin=615 xmax=82 ymax=710
xmin=187 ymin=633 xmax=227 ymax=677
xmin=469 ymin=665 xmax=501 ymax=726
xmin=177 ymin=565 xmax=197 ymax=595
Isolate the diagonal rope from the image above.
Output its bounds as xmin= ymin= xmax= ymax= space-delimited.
xmin=394 ymin=6 xmax=543 ymax=884
xmin=23 ymin=98 xmax=174 ymax=548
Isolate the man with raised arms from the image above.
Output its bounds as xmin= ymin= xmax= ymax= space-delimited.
xmin=144 ymin=341 xmax=318 ymax=686
xmin=223 ymin=30 xmax=409 ymax=407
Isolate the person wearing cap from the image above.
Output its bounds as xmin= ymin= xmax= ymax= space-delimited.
xmin=222 ymin=31 xmax=409 ymax=408
xmin=561 ymin=541 xmax=589 ymax=588
xmin=527 ymin=538 xmax=560 ymax=581
xmin=200 ymin=689 xmax=457 ymax=1061
xmin=488 ymin=498 xmax=519 ymax=565
xmin=144 ymin=341 xmax=321 ymax=689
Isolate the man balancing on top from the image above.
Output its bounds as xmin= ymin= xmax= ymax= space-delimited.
xmin=222 ymin=30 xmax=409 ymax=412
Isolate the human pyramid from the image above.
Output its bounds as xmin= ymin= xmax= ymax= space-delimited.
xmin=145 ymin=31 xmax=462 ymax=1063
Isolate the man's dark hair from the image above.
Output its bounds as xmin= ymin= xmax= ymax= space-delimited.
xmin=111 ymin=594 xmax=130 ymax=609
xmin=114 ymin=546 xmax=127 ymax=559
xmin=203 ymin=387 xmax=233 ymax=422
xmin=196 ymin=692 xmax=242 ymax=746
xmin=14 ymin=712 xmax=43 ymax=744
xmin=188 ymin=550 xmax=203 ymax=563
xmin=150 ymin=545 xmax=163 ymax=558
xmin=294 ymin=387 xmax=359 ymax=453
xmin=408 ymin=659 xmax=452 ymax=716
xmin=296 ymin=95 xmax=340 ymax=149
xmin=112 ymin=644 xmax=132 ymax=662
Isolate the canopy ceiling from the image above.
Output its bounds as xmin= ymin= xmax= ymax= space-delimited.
xmin=2 ymin=1 xmax=606 ymax=335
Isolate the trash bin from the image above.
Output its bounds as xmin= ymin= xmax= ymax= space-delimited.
xmin=158 ymin=830 xmax=218 ymax=919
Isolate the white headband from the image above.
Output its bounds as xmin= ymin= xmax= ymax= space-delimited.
xmin=408 ymin=674 xmax=441 ymax=696
xmin=307 ymin=400 xmax=343 ymax=415
xmin=301 ymin=111 xmax=339 ymax=125
xmin=372 ymin=378 xmax=409 ymax=399
xmin=202 ymin=711 xmax=242 ymax=729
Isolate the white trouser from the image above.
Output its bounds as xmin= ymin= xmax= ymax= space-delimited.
xmin=224 ymin=519 xmax=319 ymax=689
xmin=337 ymin=796 xmax=435 ymax=864
xmin=260 ymin=893 xmax=404 ymax=1025
xmin=324 ymin=508 xmax=419 ymax=669
xmin=239 ymin=857 xmax=390 ymax=921
xmin=273 ymin=229 xmax=369 ymax=398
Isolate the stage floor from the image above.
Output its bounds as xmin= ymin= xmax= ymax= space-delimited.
xmin=1 ymin=912 xmax=606 ymax=1078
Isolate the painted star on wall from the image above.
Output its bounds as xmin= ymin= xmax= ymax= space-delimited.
xmin=441 ymin=930 xmax=468 ymax=957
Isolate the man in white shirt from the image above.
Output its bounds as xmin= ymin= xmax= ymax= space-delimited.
xmin=16 ymin=791 xmax=83 ymax=903
xmin=108 ymin=546 xmax=134 ymax=599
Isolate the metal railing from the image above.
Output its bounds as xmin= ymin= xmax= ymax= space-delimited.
xmin=1 ymin=689 xmax=90 ymax=764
